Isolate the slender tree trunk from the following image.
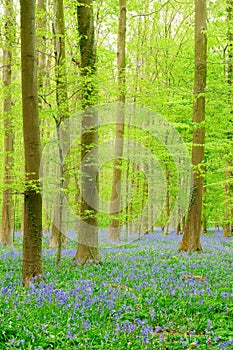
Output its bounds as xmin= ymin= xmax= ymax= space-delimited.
xmin=179 ymin=0 xmax=207 ymax=252
xmin=176 ymin=221 xmax=181 ymax=235
xmin=20 ymin=0 xmax=43 ymax=284
xmin=149 ymin=119 xmax=155 ymax=233
xmin=164 ymin=164 xmax=170 ymax=235
xmin=36 ymin=1 xmax=54 ymax=233
xmin=37 ymin=0 xmax=47 ymax=97
xmin=49 ymin=0 xmax=69 ymax=260
xmin=202 ymin=182 xmax=207 ymax=233
xmin=181 ymin=215 xmax=186 ymax=233
xmin=37 ymin=0 xmax=50 ymax=235
xmin=133 ymin=163 xmax=141 ymax=237
xmin=223 ymin=0 xmax=233 ymax=237
xmin=125 ymin=158 xmax=130 ymax=240
xmin=73 ymin=0 xmax=99 ymax=264
xmin=163 ymin=130 xmax=171 ymax=235
xmin=141 ymin=168 xmax=149 ymax=235
xmin=108 ymin=0 xmax=126 ymax=241
xmin=0 ymin=0 xmax=15 ymax=246
xmin=21 ymin=196 xmax=24 ymax=235
xmin=149 ymin=177 xmax=155 ymax=232
xmin=224 ymin=169 xmax=232 ymax=237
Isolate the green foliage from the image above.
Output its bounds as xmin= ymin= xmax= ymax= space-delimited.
xmin=0 ymin=0 xmax=232 ymax=231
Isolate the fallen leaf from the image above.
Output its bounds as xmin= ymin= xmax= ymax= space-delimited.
xmin=184 ymin=274 xmax=206 ymax=282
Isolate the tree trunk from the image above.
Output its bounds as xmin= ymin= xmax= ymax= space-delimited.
xmin=49 ymin=0 xmax=69 ymax=262
xmin=125 ymin=154 xmax=130 ymax=240
xmin=132 ymin=163 xmax=141 ymax=236
xmin=108 ymin=0 xmax=126 ymax=241
xmin=202 ymin=218 xmax=207 ymax=234
xmin=202 ymin=181 xmax=207 ymax=233
xmin=176 ymin=222 xmax=181 ymax=235
xmin=108 ymin=106 xmax=125 ymax=241
xmin=181 ymin=215 xmax=186 ymax=233
xmin=223 ymin=0 xmax=233 ymax=237
xmin=164 ymin=164 xmax=170 ymax=235
xmin=0 ymin=0 xmax=15 ymax=246
xmin=179 ymin=0 xmax=207 ymax=252
xmin=37 ymin=0 xmax=50 ymax=235
xmin=73 ymin=0 xmax=99 ymax=264
xmin=141 ymin=170 xmax=149 ymax=235
xmin=224 ymin=169 xmax=232 ymax=237
xmin=20 ymin=0 xmax=43 ymax=284
xmin=37 ymin=0 xmax=47 ymax=98
xmin=74 ymin=108 xmax=99 ymax=264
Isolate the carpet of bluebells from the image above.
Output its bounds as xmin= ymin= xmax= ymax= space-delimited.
xmin=0 ymin=230 xmax=233 ymax=349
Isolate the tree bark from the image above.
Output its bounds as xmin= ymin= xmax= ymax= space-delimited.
xmin=108 ymin=0 xmax=126 ymax=241
xmin=49 ymin=0 xmax=70 ymax=263
xmin=141 ymin=168 xmax=149 ymax=235
xmin=224 ymin=169 xmax=232 ymax=237
xmin=179 ymin=0 xmax=207 ymax=252
xmin=223 ymin=0 xmax=233 ymax=237
xmin=164 ymin=164 xmax=170 ymax=235
xmin=36 ymin=0 xmax=54 ymax=234
xmin=0 ymin=0 xmax=15 ymax=246
xmin=176 ymin=221 xmax=181 ymax=235
xmin=37 ymin=0 xmax=47 ymax=98
xmin=73 ymin=0 xmax=99 ymax=264
xmin=20 ymin=0 xmax=43 ymax=285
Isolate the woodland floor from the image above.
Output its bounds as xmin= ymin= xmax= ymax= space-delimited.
xmin=0 ymin=230 xmax=233 ymax=349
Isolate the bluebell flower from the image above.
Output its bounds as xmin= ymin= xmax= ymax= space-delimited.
xmin=83 ymin=319 xmax=91 ymax=329
xmin=67 ymin=331 xmax=74 ymax=339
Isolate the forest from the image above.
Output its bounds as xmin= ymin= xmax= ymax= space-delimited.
xmin=0 ymin=0 xmax=233 ymax=349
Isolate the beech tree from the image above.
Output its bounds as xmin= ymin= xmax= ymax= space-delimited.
xmin=223 ymin=0 xmax=233 ymax=237
xmin=108 ymin=0 xmax=127 ymax=241
xmin=51 ymin=0 xmax=71 ymax=268
xmin=73 ymin=0 xmax=99 ymax=264
xmin=20 ymin=0 xmax=43 ymax=284
xmin=179 ymin=0 xmax=207 ymax=252
xmin=36 ymin=0 xmax=51 ymax=234
xmin=49 ymin=0 xmax=69 ymax=259
xmin=37 ymin=0 xmax=47 ymax=94
xmin=0 ymin=0 xmax=15 ymax=246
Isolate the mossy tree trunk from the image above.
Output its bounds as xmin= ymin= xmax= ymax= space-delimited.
xmin=73 ymin=0 xmax=99 ymax=264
